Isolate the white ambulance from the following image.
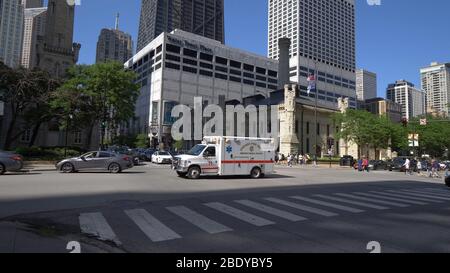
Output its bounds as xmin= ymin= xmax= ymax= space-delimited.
xmin=173 ymin=136 xmax=276 ymax=179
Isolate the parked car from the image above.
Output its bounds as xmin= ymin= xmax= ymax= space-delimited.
xmin=340 ymin=155 xmax=354 ymax=167
xmin=369 ymin=160 xmax=389 ymax=171
xmin=107 ymin=146 xmax=140 ymax=166
xmin=56 ymin=151 xmax=134 ymax=173
xmin=142 ymin=149 xmax=156 ymax=161
xmin=0 ymin=151 xmax=24 ymax=175
xmin=151 ymin=151 xmax=173 ymax=164
xmin=387 ymin=157 xmax=414 ymax=172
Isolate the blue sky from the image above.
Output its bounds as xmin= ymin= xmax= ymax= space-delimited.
xmin=70 ymin=0 xmax=450 ymax=97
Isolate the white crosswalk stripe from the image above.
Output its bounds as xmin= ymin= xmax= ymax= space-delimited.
xmin=353 ymin=192 xmax=428 ymax=205
xmin=406 ymin=189 xmax=450 ymax=197
xmin=423 ymin=188 xmax=450 ymax=194
xmin=290 ymin=196 xmax=365 ymax=213
xmin=204 ymin=202 xmax=275 ymax=227
xmin=371 ymin=191 xmax=443 ymax=203
xmin=264 ymin=198 xmax=338 ymax=217
xmin=79 ymin=212 xmax=121 ymax=245
xmin=314 ymin=195 xmax=389 ymax=210
xmin=334 ymin=193 xmax=410 ymax=207
xmin=125 ymin=209 xmax=181 ymax=242
xmin=235 ymin=200 xmax=307 ymax=222
xmin=387 ymin=190 xmax=450 ymax=201
xmin=166 ymin=206 xmax=232 ymax=234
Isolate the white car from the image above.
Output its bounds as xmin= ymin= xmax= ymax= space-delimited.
xmin=151 ymin=151 xmax=173 ymax=164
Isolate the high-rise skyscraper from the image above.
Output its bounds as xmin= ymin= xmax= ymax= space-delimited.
xmin=21 ymin=0 xmax=43 ymax=8
xmin=35 ymin=0 xmax=81 ymax=78
xmin=386 ymin=80 xmax=426 ymax=120
xmin=137 ymin=0 xmax=225 ymax=52
xmin=0 ymin=0 xmax=24 ymax=68
xmin=21 ymin=7 xmax=47 ymax=68
xmin=356 ymin=69 xmax=377 ymax=101
xmin=268 ymin=0 xmax=357 ymax=108
xmin=96 ymin=14 xmax=134 ymax=64
xmin=420 ymin=62 xmax=450 ymax=116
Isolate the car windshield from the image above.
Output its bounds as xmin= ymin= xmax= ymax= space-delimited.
xmin=159 ymin=151 xmax=170 ymax=156
xmin=187 ymin=145 xmax=206 ymax=156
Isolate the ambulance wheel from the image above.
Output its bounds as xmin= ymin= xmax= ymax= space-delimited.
xmin=250 ymin=167 xmax=262 ymax=179
xmin=187 ymin=166 xmax=201 ymax=179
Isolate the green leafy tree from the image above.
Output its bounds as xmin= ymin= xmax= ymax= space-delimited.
xmin=52 ymin=62 xmax=139 ymax=149
xmin=134 ymin=134 xmax=149 ymax=148
xmin=333 ymin=109 xmax=399 ymax=159
xmin=409 ymin=116 xmax=450 ymax=158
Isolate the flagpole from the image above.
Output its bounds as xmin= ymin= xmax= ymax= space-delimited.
xmin=314 ymin=60 xmax=318 ymax=163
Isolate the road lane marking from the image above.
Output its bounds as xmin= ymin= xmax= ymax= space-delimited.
xmin=204 ymin=202 xmax=275 ymax=227
xmin=313 ymin=195 xmax=389 ymax=210
xmin=264 ymin=198 xmax=338 ymax=217
xmin=388 ymin=190 xmax=450 ymax=201
xmin=290 ymin=196 xmax=364 ymax=213
xmin=79 ymin=212 xmax=121 ymax=245
xmin=234 ymin=200 xmax=307 ymax=222
xmin=353 ymin=192 xmax=428 ymax=205
xmin=125 ymin=209 xmax=181 ymax=242
xmin=334 ymin=193 xmax=410 ymax=207
xmin=370 ymin=191 xmax=443 ymax=203
xmin=166 ymin=206 xmax=232 ymax=234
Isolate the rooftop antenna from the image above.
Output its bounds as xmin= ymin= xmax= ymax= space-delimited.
xmin=115 ymin=13 xmax=119 ymax=30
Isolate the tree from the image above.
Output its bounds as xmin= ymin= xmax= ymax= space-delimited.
xmin=134 ymin=134 xmax=149 ymax=148
xmin=0 ymin=62 xmax=58 ymax=150
xmin=333 ymin=109 xmax=398 ymax=159
xmin=409 ymin=116 xmax=450 ymax=158
xmin=52 ymin=62 xmax=139 ymax=149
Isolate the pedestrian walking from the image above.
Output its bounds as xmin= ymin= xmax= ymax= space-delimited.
xmin=416 ymin=160 xmax=422 ymax=175
xmin=403 ymin=158 xmax=411 ymax=175
xmin=432 ymin=160 xmax=441 ymax=178
xmin=362 ymin=157 xmax=369 ymax=173
xmin=357 ymin=158 xmax=363 ymax=172
xmin=287 ymin=154 xmax=293 ymax=167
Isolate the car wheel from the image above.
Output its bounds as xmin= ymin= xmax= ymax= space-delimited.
xmin=0 ymin=163 xmax=5 ymax=175
xmin=61 ymin=163 xmax=75 ymax=173
xmin=250 ymin=167 xmax=262 ymax=179
xmin=108 ymin=163 xmax=122 ymax=174
xmin=177 ymin=171 xmax=187 ymax=178
xmin=187 ymin=166 xmax=201 ymax=179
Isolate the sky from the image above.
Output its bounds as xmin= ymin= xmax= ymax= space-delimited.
xmin=69 ymin=0 xmax=450 ymax=98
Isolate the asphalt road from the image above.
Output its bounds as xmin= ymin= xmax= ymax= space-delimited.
xmin=1 ymin=163 xmax=449 ymax=253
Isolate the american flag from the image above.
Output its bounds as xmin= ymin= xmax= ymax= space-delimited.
xmin=307 ymin=74 xmax=316 ymax=95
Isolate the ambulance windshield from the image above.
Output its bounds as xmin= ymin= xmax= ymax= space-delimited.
xmin=187 ymin=145 xmax=206 ymax=156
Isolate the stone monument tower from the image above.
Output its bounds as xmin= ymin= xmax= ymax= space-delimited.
xmin=35 ymin=0 xmax=81 ymax=78
xmin=279 ymin=84 xmax=300 ymax=155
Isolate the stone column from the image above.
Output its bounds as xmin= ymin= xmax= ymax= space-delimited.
xmin=279 ymin=84 xmax=299 ymax=155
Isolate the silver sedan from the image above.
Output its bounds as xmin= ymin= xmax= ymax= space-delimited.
xmin=0 ymin=151 xmax=24 ymax=175
xmin=56 ymin=151 xmax=134 ymax=174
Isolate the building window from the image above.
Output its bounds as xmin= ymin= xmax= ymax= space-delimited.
xmin=166 ymin=44 xmax=180 ymax=54
xmin=74 ymin=131 xmax=82 ymax=145
xmin=182 ymin=66 xmax=197 ymax=74
xmin=306 ymin=122 xmax=310 ymax=135
xmin=20 ymin=128 xmax=31 ymax=143
xmin=215 ymin=56 xmax=228 ymax=65
xmin=200 ymin=52 xmax=213 ymax=62
xmin=317 ymin=123 xmax=320 ymax=136
xmin=183 ymin=48 xmax=197 ymax=58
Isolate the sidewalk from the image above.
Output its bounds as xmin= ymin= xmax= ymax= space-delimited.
xmin=22 ymin=162 xmax=56 ymax=172
xmin=0 ymin=221 xmax=122 ymax=253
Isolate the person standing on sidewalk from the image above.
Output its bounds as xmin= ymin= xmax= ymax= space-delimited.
xmin=416 ymin=160 xmax=422 ymax=175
